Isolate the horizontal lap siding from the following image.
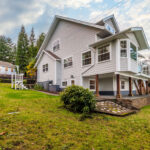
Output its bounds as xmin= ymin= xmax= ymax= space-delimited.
xmin=120 ymin=58 xmax=128 ymax=71
xmin=37 ymin=53 xmax=56 ymax=83
xmin=130 ymin=59 xmax=138 ymax=73
xmin=46 ymin=21 xmax=101 ymax=86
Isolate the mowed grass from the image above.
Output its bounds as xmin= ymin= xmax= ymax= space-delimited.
xmin=0 ymin=84 xmax=150 ymax=150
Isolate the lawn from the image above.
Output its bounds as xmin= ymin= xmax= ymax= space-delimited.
xmin=0 ymin=83 xmax=150 ymax=150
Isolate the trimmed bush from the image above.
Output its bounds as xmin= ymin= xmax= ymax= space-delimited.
xmin=60 ymin=85 xmax=96 ymax=114
xmin=33 ymin=84 xmax=44 ymax=91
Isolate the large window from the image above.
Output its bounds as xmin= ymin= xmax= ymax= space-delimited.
xmin=82 ymin=51 xmax=91 ymax=66
xmin=53 ymin=40 xmax=60 ymax=52
xmin=98 ymin=45 xmax=110 ymax=62
xmin=89 ymin=80 xmax=95 ymax=90
xmin=43 ymin=64 xmax=48 ymax=72
xmin=130 ymin=43 xmax=137 ymax=60
xmin=120 ymin=41 xmax=127 ymax=57
xmin=64 ymin=57 xmax=73 ymax=68
xmin=143 ymin=66 xmax=149 ymax=75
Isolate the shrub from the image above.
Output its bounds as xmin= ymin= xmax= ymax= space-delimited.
xmin=0 ymin=78 xmax=11 ymax=83
xmin=60 ymin=85 xmax=96 ymax=114
xmin=33 ymin=84 xmax=43 ymax=91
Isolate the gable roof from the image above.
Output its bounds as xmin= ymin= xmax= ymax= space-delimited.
xmin=34 ymin=50 xmax=60 ymax=68
xmin=96 ymin=14 xmax=120 ymax=33
xmin=36 ymin=15 xmax=113 ymax=58
xmin=0 ymin=61 xmax=15 ymax=68
xmin=90 ymin=27 xmax=149 ymax=50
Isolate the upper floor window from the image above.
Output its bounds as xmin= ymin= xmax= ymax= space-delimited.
xmin=143 ymin=66 xmax=149 ymax=75
xmin=11 ymin=68 xmax=13 ymax=72
xmin=43 ymin=64 xmax=48 ymax=72
xmin=82 ymin=51 xmax=91 ymax=66
xmin=64 ymin=57 xmax=72 ymax=68
xmin=53 ymin=40 xmax=60 ymax=52
xmin=5 ymin=67 xmax=8 ymax=71
xmin=130 ymin=43 xmax=137 ymax=61
xmin=98 ymin=45 xmax=110 ymax=62
xmin=120 ymin=41 xmax=127 ymax=57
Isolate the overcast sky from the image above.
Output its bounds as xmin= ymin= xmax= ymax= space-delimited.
xmin=0 ymin=0 xmax=150 ymax=56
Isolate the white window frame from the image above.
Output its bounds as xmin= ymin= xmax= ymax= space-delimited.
xmin=52 ymin=39 xmax=60 ymax=52
xmin=82 ymin=50 xmax=92 ymax=67
xmin=97 ymin=44 xmax=111 ymax=63
xmin=62 ymin=81 xmax=67 ymax=87
xmin=64 ymin=57 xmax=73 ymax=68
xmin=43 ymin=64 xmax=48 ymax=73
xmin=89 ymin=79 xmax=96 ymax=91
xmin=121 ymin=80 xmax=125 ymax=90
xmin=120 ymin=40 xmax=127 ymax=58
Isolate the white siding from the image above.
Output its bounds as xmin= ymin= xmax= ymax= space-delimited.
xmin=46 ymin=20 xmax=101 ymax=86
xmin=0 ymin=66 xmax=15 ymax=75
xmin=120 ymin=58 xmax=128 ymax=71
xmin=37 ymin=53 xmax=56 ymax=83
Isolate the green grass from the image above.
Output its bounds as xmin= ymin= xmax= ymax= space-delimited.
xmin=0 ymin=83 xmax=150 ymax=150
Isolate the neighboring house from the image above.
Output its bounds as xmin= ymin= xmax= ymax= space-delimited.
xmin=35 ymin=14 xmax=150 ymax=97
xmin=0 ymin=61 xmax=16 ymax=75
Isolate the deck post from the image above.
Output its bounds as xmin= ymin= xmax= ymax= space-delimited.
xmin=138 ymin=79 xmax=142 ymax=95
xmin=146 ymin=81 xmax=149 ymax=95
xmin=116 ymin=74 xmax=122 ymax=98
xmin=95 ymin=74 xmax=99 ymax=97
xmin=128 ymin=77 xmax=133 ymax=96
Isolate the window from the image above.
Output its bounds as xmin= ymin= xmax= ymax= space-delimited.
xmin=71 ymin=80 xmax=75 ymax=85
xmin=121 ymin=81 xmax=125 ymax=89
xmin=143 ymin=66 xmax=149 ymax=75
xmin=89 ymin=80 xmax=95 ymax=90
xmin=130 ymin=43 xmax=137 ymax=60
xmin=64 ymin=57 xmax=73 ymax=68
xmin=98 ymin=45 xmax=110 ymax=62
xmin=11 ymin=68 xmax=13 ymax=72
xmin=43 ymin=64 xmax=48 ymax=72
xmin=120 ymin=41 xmax=127 ymax=57
xmin=82 ymin=51 xmax=91 ymax=66
xmin=62 ymin=81 xmax=67 ymax=87
xmin=53 ymin=40 xmax=60 ymax=52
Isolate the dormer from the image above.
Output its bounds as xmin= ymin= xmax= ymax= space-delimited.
xmin=95 ymin=14 xmax=120 ymax=34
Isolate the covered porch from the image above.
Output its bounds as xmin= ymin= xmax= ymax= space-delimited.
xmin=82 ymin=72 xmax=150 ymax=99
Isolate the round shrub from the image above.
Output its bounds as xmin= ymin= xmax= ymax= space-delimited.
xmin=60 ymin=85 xmax=96 ymax=114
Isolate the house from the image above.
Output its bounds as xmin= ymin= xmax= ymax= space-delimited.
xmin=35 ymin=15 xmax=150 ymax=98
xmin=0 ymin=61 xmax=16 ymax=75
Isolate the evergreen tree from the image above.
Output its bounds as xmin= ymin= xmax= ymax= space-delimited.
xmin=29 ymin=27 xmax=37 ymax=58
xmin=36 ymin=33 xmax=45 ymax=51
xmin=0 ymin=36 xmax=15 ymax=63
xmin=16 ymin=25 xmax=29 ymax=73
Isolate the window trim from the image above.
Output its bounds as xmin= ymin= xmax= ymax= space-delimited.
xmin=97 ymin=44 xmax=111 ymax=63
xmin=130 ymin=42 xmax=137 ymax=61
xmin=120 ymin=40 xmax=128 ymax=58
xmin=62 ymin=81 xmax=67 ymax=87
xmin=89 ymin=79 xmax=96 ymax=91
xmin=63 ymin=56 xmax=73 ymax=68
xmin=52 ymin=39 xmax=60 ymax=52
xmin=82 ymin=50 xmax=92 ymax=67
xmin=121 ymin=80 xmax=125 ymax=90
xmin=43 ymin=63 xmax=48 ymax=73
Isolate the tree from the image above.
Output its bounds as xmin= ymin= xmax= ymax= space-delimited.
xmin=16 ymin=25 xmax=29 ymax=73
xmin=36 ymin=33 xmax=45 ymax=51
xmin=0 ymin=36 xmax=15 ymax=63
xmin=29 ymin=27 xmax=37 ymax=58
xmin=26 ymin=58 xmax=36 ymax=78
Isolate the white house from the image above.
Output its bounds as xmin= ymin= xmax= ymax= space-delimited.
xmin=0 ymin=61 xmax=16 ymax=75
xmin=35 ymin=15 xmax=150 ymax=97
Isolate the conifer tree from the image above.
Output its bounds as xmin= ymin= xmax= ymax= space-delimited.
xmin=36 ymin=33 xmax=45 ymax=51
xmin=16 ymin=25 xmax=29 ymax=73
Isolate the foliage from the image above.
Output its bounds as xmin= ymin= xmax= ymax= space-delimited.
xmin=16 ymin=25 xmax=29 ymax=73
xmin=33 ymin=83 xmax=43 ymax=90
xmin=0 ymin=83 xmax=150 ymax=150
xmin=36 ymin=32 xmax=45 ymax=51
xmin=29 ymin=28 xmax=38 ymax=58
xmin=26 ymin=58 xmax=37 ymax=78
xmin=0 ymin=78 xmax=11 ymax=83
xmin=60 ymin=85 xmax=96 ymax=114
xmin=0 ymin=36 xmax=16 ymax=64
